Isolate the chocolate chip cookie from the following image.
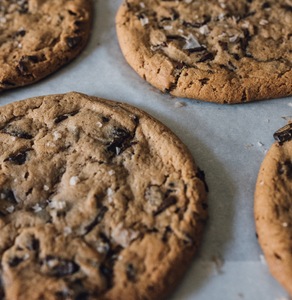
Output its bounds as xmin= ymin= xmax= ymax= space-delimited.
xmin=255 ymin=121 xmax=292 ymax=296
xmin=116 ymin=0 xmax=292 ymax=104
xmin=0 ymin=0 xmax=92 ymax=93
xmin=0 ymin=92 xmax=208 ymax=300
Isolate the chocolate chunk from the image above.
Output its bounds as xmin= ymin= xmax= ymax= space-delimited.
xmin=76 ymin=292 xmax=90 ymax=300
xmin=9 ymin=257 xmax=23 ymax=267
xmin=202 ymin=203 xmax=208 ymax=210
xmin=17 ymin=60 xmax=28 ymax=75
xmin=188 ymin=46 xmax=206 ymax=53
xmin=241 ymin=37 xmax=249 ymax=51
xmin=176 ymin=61 xmax=184 ymax=69
xmin=26 ymin=236 xmax=39 ymax=251
xmin=68 ymin=10 xmax=77 ymax=16
xmin=262 ymin=2 xmax=270 ymax=9
xmin=160 ymin=17 xmax=172 ymax=22
xmin=198 ymin=52 xmax=213 ymax=62
xmin=166 ymin=35 xmax=184 ymax=42
xmin=232 ymin=53 xmax=240 ymax=61
xmin=3 ymin=125 xmax=33 ymax=139
xmin=219 ymin=41 xmax=228 ymax=51
xmin=279 ymin=161 xmax=292 ymax=178
xmin=102 ymin=117 xmax=109 ymax=123
xmin=107 ymin=127 xmax=131 ymax=154
xmin=274 ymin=124 xmax=292 ymax=144
xmin=281 ymin=5 xmax=292 ymax=12
xmin=195 ymin=169 xmax=209 ymax=192
xmin=100 ymin=264 xmax=110 ymax=279
xmin=44 ymin=256 xmax=79 ymax=277
xmin=0 ymin=189 xmax=17 ymax=204
xmin=84 ymin=206 xmax=108 ymax=235
xmin=28 ymin=56 xmax=39 ymax=63
xmin=153 ymin=196 xmax=177 ymax=216
xmin=4 ymin=151 xmax=28 ymax=165
xmin=126 ymin=263 xmax=135 ymax=280
xmin=199 ymin=78 xmax=209 ymax=86
xmin=183 ymin=21 xmax=203 ymax=28
xmin=55 ymin=115 xmax=68 ymax=124
xmin=12 ymin=29 xmax=26 ymax=38
xmin=66 ymin=36 xmax=82 ymax=49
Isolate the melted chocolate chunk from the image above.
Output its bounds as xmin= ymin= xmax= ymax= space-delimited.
xmin=126 ymin=263 xmax=135 ymax=280
xmin=0 ymin=189 xmax=17 ymax=204
xmin=4 ymin=151 xmax=29 ymax=165
xmin=55 ymin=115 xmax=68 ymax=123
xmin=12 ymin=29 xmax=26 ymax=38
xmin=183 ymin=21 xmax=203 ymax=28
xmin=44 ymin=256 xmax=79 ymax=277
xmin=199 ymin=78 xmax=209 ymax=86
xmin=274 ymin=124 xmax=292 ymax=144
xmin=0 ymin=81 xmax=15 ymax=86
xmin=84 ymin=206 xmax=108 ymax=235
xmin=219 ymin=41 xmax=228 ymax=51
xmin=102 ymin=117 xmax=109 ymax=123
xmin=66 ymin=36 xmax=82 ymax=49
xmin=9 ymin=257 xmax=24 ymax=267
xmin=279 ymin=161 xmax=292 ymax=178
xmin=107 ymin=127 xmax=131 ymax=154
xmin=188 ymin=46 xmax=206 ymax=53
xmin=198 ymin=52 xmax=213 ymax=62
xmin=195 ymin=169 xmax=209 ymax=192
xmin=28 ymin=55 xmax=39 ymax=63
xmin=232 ymin=53 xmax=240 ymax=61
xmin=17 ymin=60 xmax=28 ymax=75
xmin=153 ymin=196 xmax=177 ymax=216
xmin=100 ymin=264 xmax=110 ymax=279
xmin=3 ymin=125 xmax=33 ymax=139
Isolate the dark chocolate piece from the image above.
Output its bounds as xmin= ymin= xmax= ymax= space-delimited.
xmin=274 ymin=124 xmax=292 ymax=144
xmin=153 ymin=196 xmax=177 ymax=216
xmin=66 ymin=36 xmax=82 ymax=49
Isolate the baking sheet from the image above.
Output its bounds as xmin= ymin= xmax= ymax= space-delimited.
xmin=1 ymin=0 xmax=291 ymax=299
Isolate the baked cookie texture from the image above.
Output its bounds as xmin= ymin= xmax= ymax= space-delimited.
xmin=0 ymin=0 xmax=92 ymax=93
xmin=255 ymin=123 xmax=292 ymax=296
xmin=116 ymin=0 xmax=292 ymax=104
xmin=0 ymin=92 xmax=208 ymax=300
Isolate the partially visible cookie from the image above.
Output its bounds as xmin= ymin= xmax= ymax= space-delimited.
xmin=116 ymin=0 xmax=292 ymax=104
xmin=255 ymin=122 xmax=292 ymax=296
xmin=0 ymin=0 xmax=92 ymax=93
xmin=0 ymin=92 xmax=208 ymax=300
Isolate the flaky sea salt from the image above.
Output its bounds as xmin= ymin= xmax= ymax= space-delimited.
xmin=6 ymin=206 xmax=14 ymax=213
xmin=164 ymin=25 xmax=173 ymax=30
xmin=260 ymin=181 xmax=264 ymax=185
xmin=109 ymin=170 xmax=115 ymax=176
xmin=183 ymin=33 xmax=201 ymax=49
xmin=218 ymin=33 xmax=226 ymax=38
xmin=283 ymin=222 xmax=288 ymax=227
xmin=53 ymin=131 xmax=62 ymax=141
xmin=64 ymin=226 xmax=72 ymax=236
xmin=229 ymin=34 xmax=238 ymax=42
xmin=140 ymin=16 xmax=149 ymax=26
xmin=116 ymin=147 xmax=121 ymax=155
xmin=97 ymin=121 xmax=103 ymax=128
xmin=70 ymin=176 xmax=80 ymax=186
xmin=32 ymin=203 xmax=42 ymax=213
xmin=140 ymin=2 xmax=145 ymax=8
xmin=258 ymin=142 xmax=264 ymax=147
xmin=200 ymin=25 xmax=210 ymax=35
xmin=175 ymin=102 xmax=186 ymax=108
xmin=44 ymin=185 xmax=49 ymax=191
xmin=260 ymin=255 xmax=267 ymax=265
xmin=107 ymin=188 xmax=114 ymax=196
xmin=259 ymin=19 xmax=268 ymax=25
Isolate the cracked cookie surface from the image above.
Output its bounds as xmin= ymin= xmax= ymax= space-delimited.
xmin=0 ymin=92 xmax=208 ymax=300
xmin=116 ymin=0 xmax=292 ymax=104
xmin=255 ymin=122 xmax=292 ymax=296
xmin=0 ymin=0 xmax=92 ymax=93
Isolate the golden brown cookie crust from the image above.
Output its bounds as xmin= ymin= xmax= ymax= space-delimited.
xmin=255 ymin=139 xmax=292 ymax=296
xmin=116 ymin=0 xmax=292 ymax=104
xmin=0 ymin=0 xmax=92 ymax=93
xmin=0 ymin=92 xmax=208 ymax=300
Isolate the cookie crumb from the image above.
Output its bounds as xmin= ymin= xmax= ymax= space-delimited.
xmin=260 ymin=254 xmax=267 ymax=265
xmin=212 ymin=255 xmax=224 ymax=274
xmin=246 ymin=144 xmax=253 ymax=147
xmin=174 ymin=101 xmax=186 ymax=108
xmin=265 ymin=119 xmax=270 ymax=123
xmin=70 ymin=176 xmax=80 ymax=186
xmin=238 ymin=294 xmax=243 ymax=298
xmin=258 ymin=142 xmax=264 ymax=147
xmin=282 ymin=116 xmax=292 ymax=121
xmin=44 ymin=185 xmax=49 ymax=191
xmin=6 ymin=206 xmax=14 ymax=213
